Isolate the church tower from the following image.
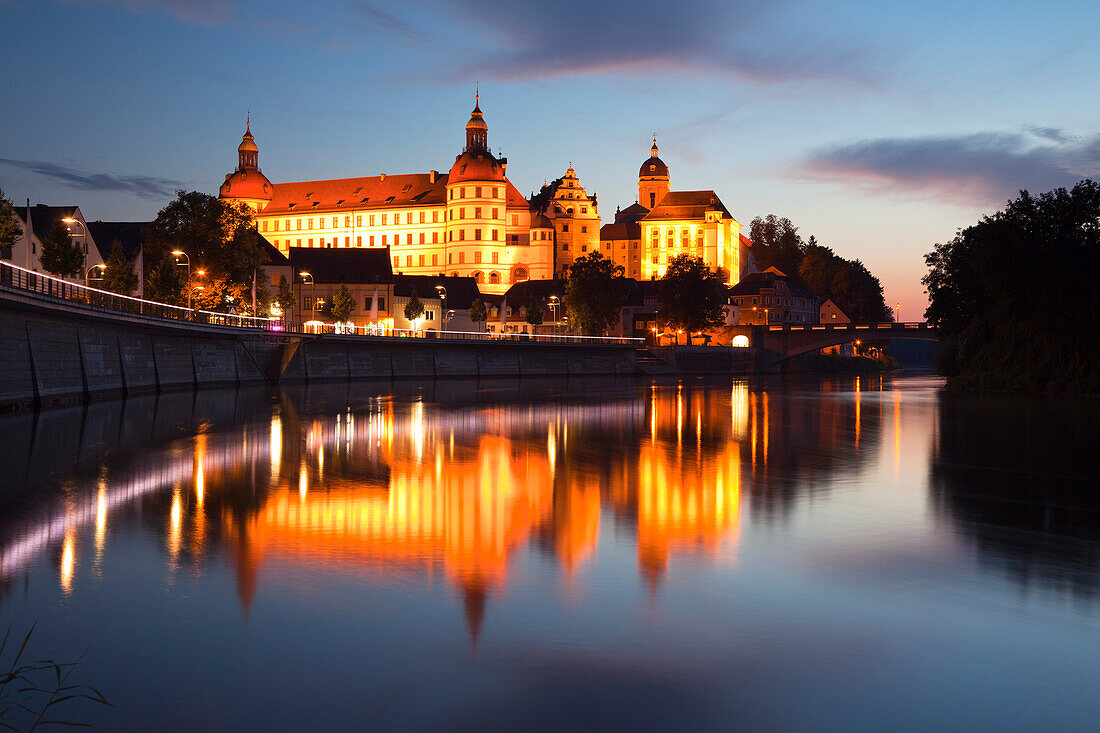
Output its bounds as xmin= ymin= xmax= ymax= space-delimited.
xmin=638 ymin=139 xmax=670 ymax=210
xmin=218 ymin=117 xmax=273 ymax=213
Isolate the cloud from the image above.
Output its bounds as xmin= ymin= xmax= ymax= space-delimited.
xmin=65 ymin=0 xmax=232 ymax=25
xmin=353 ymin=0 xmax=877 ymax=85
xmin=799 ymin=132 xmax=1100 ymax=206
xmin=0 ymin=159 xmax=184 ymax=200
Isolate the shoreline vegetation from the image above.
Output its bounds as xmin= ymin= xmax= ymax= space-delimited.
xmin=924 ymin=181 xmax=1099 ymax=393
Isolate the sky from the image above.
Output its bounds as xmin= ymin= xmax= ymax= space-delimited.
xmin=2 ymin=0 xmax=1099 ymax=318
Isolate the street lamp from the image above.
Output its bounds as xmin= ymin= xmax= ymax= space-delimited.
xmin=548 ymin=294 xmax=559 ymax=331
xmin=85 ymin=263 xmax=106 ymax=287
xmin=171 ymin=250 xmax=191 ymax=279
xmin=62 ymin=218 xmax=89 ymax=281
xmin=300 ymin=271 xmax=315 ymax=319
xmin=895 ymin=301 xmax=901 ymax=322
xmin=434 ymin=284 xmax=447 ymax=331
xmin=189 ymin=285 xmax=204 ymax=309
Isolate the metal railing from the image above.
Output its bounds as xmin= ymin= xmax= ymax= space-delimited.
xmin=765 ymin=322 xmax=928 ymax=332
xmin=0 ymin=261 xmax=643 ymax=345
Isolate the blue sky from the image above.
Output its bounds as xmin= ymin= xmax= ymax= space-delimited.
xmin=2 ymin=0 xmax=1098 ymax=316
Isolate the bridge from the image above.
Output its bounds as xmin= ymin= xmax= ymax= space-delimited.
xmin=746 ymin=322 xmax=937 ymax=368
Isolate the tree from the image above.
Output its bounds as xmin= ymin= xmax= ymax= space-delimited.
xmin=146 ymin=252 xmax=187 ymax=305
xmin=39 ymin=219 xmax=84 ymax=278
xmin=404 ymin=293 xmax=424 ymax=322
xmin=0 ymin=189 xmax=19 ymax=259
xmin=468 ymin=298 xmax=487 ymax=325
xmin=658 ymin=255 xmax=726 ymax=344
xmin=923 ymin=180 xmax=1100 ymax=391
xmin=99 ymin=240 xmax=140 ymax=294
xmin=749 ymin=214 xmax=804 ymax=275
xmin=564 ymin=251 xmax=625 ymax=336
xmin=273 ymin=275 xmax=297 ymax=315
xmin=524 ymin=292 xmax=544 ymax=326
xmin=330 ymin=284 xmax=355 ymax=323
xmin=798 ymin=241 xmax=890 ymax=322
xmin=144 ymin=191 xmax=267 ymax=309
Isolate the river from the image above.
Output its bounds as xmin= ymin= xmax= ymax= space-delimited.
xmin=1 ymin=374 xmax=1097 ymax=731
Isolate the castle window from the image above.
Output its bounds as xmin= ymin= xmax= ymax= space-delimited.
xmin=459 ymin=252 xmax=465 ymax=264
xmin=493 ymin=187 xmax=499 ymax=197
xmin=475 ymin=187 xmax=482 ymax=197
xmin=581 ymin=226 xmax=587 ymax=233
xmin=432 ymin=232 xmax=438 ymax=243
xmin=475 ymin=207 xmax=482 ymax=218
xmin=511 ymin=234 xmax=519 ymax=244
xmin=562 ymin=224 xmax=569 ymax=233
xmin=296 ymin=219 xmax=302 ymax=230
xmin=319 ymin=218 xmax=325 ymax=229
xmin=459 ymin=208 xmax=465 ymax=220
xmin=460 ymin=187 xmax=466 ymax=198
xmin=433 ymin=211 xmax=439 ymax=223
xmin=473 ymin=271 xmax=483 ymax=283
xmin=394 ymin=256 xmax=399 ymax=268
xmin=459 ymin=230 xmax=465 ymax=241
xmin=432 ymin=254 xmax=438 ymax=266
xmin=450 ymin=190 xmax=454 ymax=200
xmin=357 ymin=236 xmax=362 ymax=246
xmin=407 ymin=233 xmax=413 ymax=245
xmin=491 ymin=207 xmax=498 ymax=219
xmin=474 ymin=229 xmax=482 ymax=240
xmin=513 ymin=268 xmax=527 ymax=281
xmin=369 ymin=215 xmax=375 ymax=226
xmin=419 ymin=233 xmax=425 ymax=244
xmin=308 ymin=238 xmax=313 ymax=246
xmin=382 ymin=214 xmax=388 ymax=225
xmin=419 ymin=211 xmax=425 ymax=223
xmin=511 ymin=214 xmax=518 ymax=225
xmin=262 ymin=221 xmax=268 ymax=232
xmin=581 ymin=207 xmax=587 ymax=214
xmin=343 ymin=216 xmax=349 ymax=227
xmin=492 ymin=252 xmax=499 ymax=264
xmin=491 ymin=229 xmax=498 ymax=241
xmin=475 ymin=251 xmax=482 ymax=264
xmin=345 ymin=237 xmax=350 ymax=246
xmin=382 ymin=235 xmax=387 ymax=245
xmin=370 ymin=235 xmax=375 ymax=245
xmin=489 ymin=272 xmax=500 ymax=284
xmin=406 ymin=255 xmax=412 ymax=267
xmin=566 ymin=208 xmax=573 ymax=214
xmin=357 ymin=216 xmax=362 ymax=226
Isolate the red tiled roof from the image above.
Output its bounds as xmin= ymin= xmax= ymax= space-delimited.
xmin=739 ymin=232 xmax=753 ymax=248
xmin=641 ymin=190 xmax=733 ymax=222
xmin=259 ymin=172 xmax=529 ymax=216
xmin=600 ymin=221 xmax=641 ymax=240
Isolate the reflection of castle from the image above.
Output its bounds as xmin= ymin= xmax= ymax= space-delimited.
xmin=4 ymin=377 xmax=892 ymax=645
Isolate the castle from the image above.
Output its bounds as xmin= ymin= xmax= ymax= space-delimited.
xmin=219 ymin=97 xmax=750 ymax=295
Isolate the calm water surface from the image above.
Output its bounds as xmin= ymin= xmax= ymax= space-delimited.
xmin=1 ymin=374 xmax=1098 ymax=731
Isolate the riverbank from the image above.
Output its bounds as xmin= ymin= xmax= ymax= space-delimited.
xmin=782 ymin=354 xmax=892 ymax=374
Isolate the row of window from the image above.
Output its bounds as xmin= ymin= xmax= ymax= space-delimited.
xmin=448 ymin=186 xmax=501 ymax=200
xmin=733 ymin=296 xmax=813 ymax=308
xmin=262 ymin=209 xmax=530 ymax=232
xmin=552 ymin=204 xmax=590 ymax=214
xmin=271 ymin=229 xmax=531 ymax=248
xmin=391 ymin=248 xmax=505 ymax=268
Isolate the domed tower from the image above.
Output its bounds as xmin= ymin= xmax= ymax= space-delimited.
xmin=445 ymin=93 xmax=513 ymax=292
xmin=218 ymin=117 xmax=273 ymax=213
xmin=638 ymin=138 xmax=670 ymax=210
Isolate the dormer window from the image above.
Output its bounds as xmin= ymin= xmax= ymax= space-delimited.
xmin=288 ymin=202 xmax=297 ymax=209
xmin=353 ymin=187 xmax=362 ymax=194
xmin=401 ymin=184 xmax=411 ymax=193
xmin=305 ymin=192 xmax=312 ymax=199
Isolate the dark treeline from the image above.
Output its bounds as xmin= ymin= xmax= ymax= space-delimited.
xmin=749 ymin=215 xmax=891 ymax=322
xmin=924 ymin=180 xmax=1100 ymax=392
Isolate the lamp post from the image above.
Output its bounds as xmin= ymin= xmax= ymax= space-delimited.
xmin=895 ymin=301 xmax=901 ymax=322
xmin=300 ymin=271 xmax=315 ymax=321
xmin=434 ymin=284 xmax=447 ymax=331
xmin=189 ymin=285 xmax=204 ymax=309
xmin=85 ymin=264 xmax=106 ymax=287
xmin=62 ymin=217 xmax=89 ymax=281
xmin=549 ymin=294 xmax=559 ymax=332
xmin=171 ymin=250 xmax=191 ymax=279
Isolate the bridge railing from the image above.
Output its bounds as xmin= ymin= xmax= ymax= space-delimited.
xmin=0 ymin=261 xmax=642 ymax=345
xmin=765 ymin=322 xmax=928 ymax=332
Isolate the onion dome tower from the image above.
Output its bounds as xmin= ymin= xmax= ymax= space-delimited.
xmin=218 ymin=116 xmax=273 ymax=212
xmin=638 ymin=138 xmax=670 ymax=210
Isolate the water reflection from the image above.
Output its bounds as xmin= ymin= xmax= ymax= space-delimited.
xmin=1 ymin=376 xmax=900 ymax=632
xmin=931 ymin=390 xmax=1100 ymax=598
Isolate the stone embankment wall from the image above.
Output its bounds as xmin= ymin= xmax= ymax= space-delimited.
xmin=0 ymin=293 xmax=635 ymax=411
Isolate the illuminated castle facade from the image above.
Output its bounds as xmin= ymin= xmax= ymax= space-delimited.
xmin=219 ymin=97 xmax=554 ymax=294
xmin=219 ymin=99 xmax=749 ymax=294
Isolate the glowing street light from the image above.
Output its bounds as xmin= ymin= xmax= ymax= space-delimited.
xmin=895 ymin=301 xmax=901 ymax=322
xmin=85 ymin=263 xmax=106 ymax=287
xmin=171 ymin=250 xmax=191 ymax=279
xmin=300 ymin=271 xmax=316 ymax=318
xmin=189 ymin=285 xmax=204 ymax=309
xmin=434 ymin=284 xmax=447 ymax=330
xmin=62 ymin=217 xmax=89 ymax=280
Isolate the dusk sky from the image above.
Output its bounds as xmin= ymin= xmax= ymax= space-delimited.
xmin=3 ymin=0 xmax=1098 ymax=317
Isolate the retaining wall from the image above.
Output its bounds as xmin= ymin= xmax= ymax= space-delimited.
xmin=0 ymin=292 xmax=637 ymax=411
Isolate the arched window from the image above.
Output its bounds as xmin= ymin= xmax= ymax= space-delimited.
xmin=473 ymin=271 xmax=483 ymax=283
xmin=489 ymin=272 xmax=501 ymax=284
xmin=513 ymin=267 xmax=528 ymax=282
xmin=566 ymin=207 xmax=574 ymax=215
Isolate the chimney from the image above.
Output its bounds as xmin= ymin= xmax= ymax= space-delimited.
xmin=380 ymin=173 xmax=386 ymax=182
xmin=500 ymin=156 xmax=508 ymax=174
xmin=429 ymin=170 xmax=437 ymax=184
